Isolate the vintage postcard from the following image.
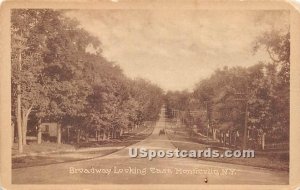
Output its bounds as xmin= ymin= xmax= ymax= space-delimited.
xmin=0 ymin=0 xmax=300 ymax=189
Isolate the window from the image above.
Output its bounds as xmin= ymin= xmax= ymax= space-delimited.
xmin=45 ymin=125 xmax=49 ymax=133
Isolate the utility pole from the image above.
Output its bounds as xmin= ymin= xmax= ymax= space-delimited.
xmin=242 ymin=101 xmax=248 ymax=150
xmin=234 ymin=89 xmax=249 ymax=150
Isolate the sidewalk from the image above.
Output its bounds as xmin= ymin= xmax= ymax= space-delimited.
xmin=12 ymin=145 xmax=125 ymax=158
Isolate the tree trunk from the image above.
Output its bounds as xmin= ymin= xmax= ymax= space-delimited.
xmin=21 ymin=106 xmax=33 ymax=146
xmin=16 ymin=48 xmax=23 ymax=153
xmin=22 ymin=112 xmax=27 ymax=145
xmin=57 ymin=123 xmax=62 ymax=144
xmin=102 ymin=130 xmax=107 ymax=140
xmin=113 ymin=130 xmax=116 ymax=138
xmin=95 ymin=130 xmax=98 ymax=141
xmin=67 ymin=127 xmax=70 ymax=143
xmin=76 ymin=129 xmax=80 ymax=144
xmin=110 ymin=130 xmax=113 ymax=139
xmin=85 ymin=132 xmax=89 ymax=142
xmin=242 ymin=102 xmax=249 ymax=149
xmin=12 ymin=122 xmax=15 ymax=144
xmin=17 ymin=84 xmax=23 ymax=153
xmin=114 ymin=130 xmax=117 ymax=139
xmin=106 ymin=130 xmax=111 ymax=140
xmin=37 ymin=119 xmax=42 ymax=144
xmin=212 ymin=128 xmax=217 ymax=140
xmin=120 ymin=128 xmax=123 ymax=137
xmin=262 ymin=133 xmax=266 ymax=150
xmin=234 ymin=132 xmax=237 ymax=147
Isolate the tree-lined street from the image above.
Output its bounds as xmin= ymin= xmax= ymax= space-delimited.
xmin=12 ymin=107 xmax=288 ymax=184
xmin=10 ymin=9 xmax=290 ymax=185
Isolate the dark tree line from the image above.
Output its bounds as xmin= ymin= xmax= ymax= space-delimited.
xmin=11 ymin=9 xmax=164 ymax=153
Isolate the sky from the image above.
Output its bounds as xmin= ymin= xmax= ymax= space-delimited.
xmin=66 ymin=10 xmax=289 ymax=91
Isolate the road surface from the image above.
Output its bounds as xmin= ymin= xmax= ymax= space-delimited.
xmin=12 ymin=108 xmax=288 ymax=184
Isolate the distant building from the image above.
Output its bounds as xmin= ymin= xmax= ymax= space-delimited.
xmin=40 ymin=123 xmax=58 ymax=137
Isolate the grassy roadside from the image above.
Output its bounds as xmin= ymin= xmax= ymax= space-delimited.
xmin=167 ymin=127 xmax=289 ymax=171
xmin=12 ymin=125 xmax=154 ymax=169
xmin=76 ymin=125 xmax=154 ymax=148
xmin=12 ymin=149 xmax=119 ymax=169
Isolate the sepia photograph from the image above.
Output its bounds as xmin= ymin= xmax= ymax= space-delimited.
xmin=1 ymin=0 xmax=300 ymax=189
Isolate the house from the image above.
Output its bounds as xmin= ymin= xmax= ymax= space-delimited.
xmin=40 ymin=122 xmax=58 ymax=137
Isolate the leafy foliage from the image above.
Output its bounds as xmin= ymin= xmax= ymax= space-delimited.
xmin=11 ymin=9 xmax=164 ymax=144
xmin=165 ymin=29 xmax=290 ymax=145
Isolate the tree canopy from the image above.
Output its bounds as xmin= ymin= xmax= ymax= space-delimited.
xmin=165 ymin=28 xmax=290 ymax=146
xmin=11 ymin=9 xmax=164 ymax=148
